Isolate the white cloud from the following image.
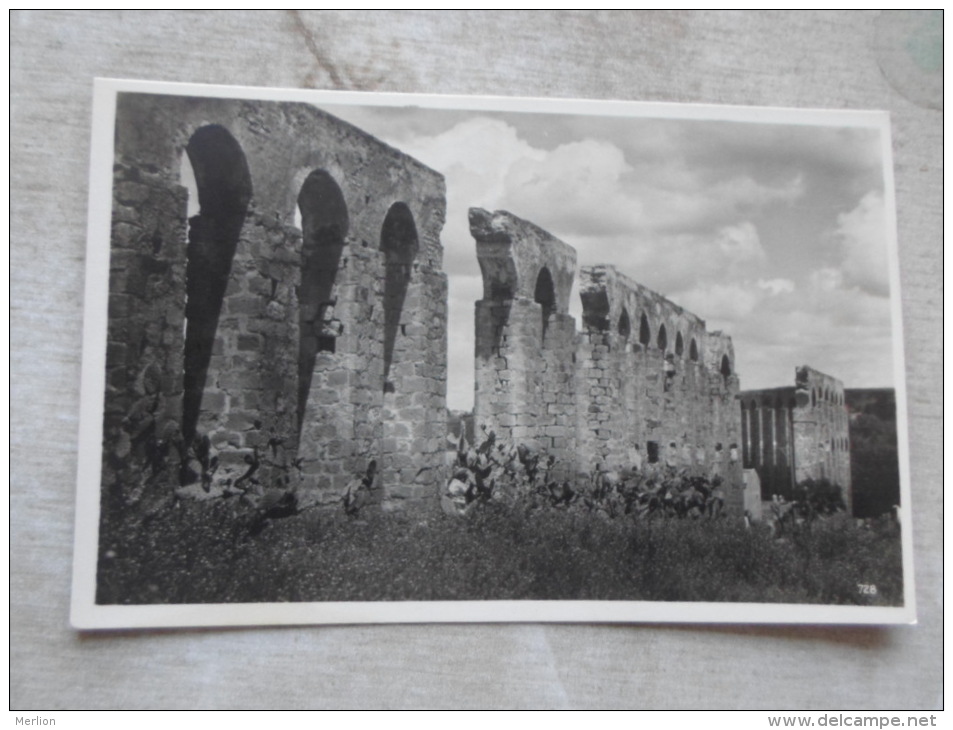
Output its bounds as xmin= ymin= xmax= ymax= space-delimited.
xmin=399 ymin=117 xmax=790 ymax=285
xmin=835 ymin=191 xmax=890 ymax=297
xmin=398 ymin=117 xmax=545 ymax=278
xmin=757 ymin=278 xmax=795 ymax=295
xmin=809 ymin=267 xmax=845 ymax=292
xmin=384 ymin=115 xmax=896 ymax=405
xmin=668 ymin=275 xmax=894 ymax=390
xmin=732 ymin=279 xmax=893 ymax=389
xmin=670 ymin=282 xmax=761 ymax=326
xmin=716 ymin=221 xmax=766 ymax=263
xmin=502 ymin=139 xmax=643 ymax=236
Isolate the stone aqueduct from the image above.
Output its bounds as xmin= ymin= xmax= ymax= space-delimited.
xmin=470 ymin=209 xmax=744 ymax=506
xmin=103 ymin=94 xmax=850 ymax=514
xmin=104 ymin=93 xmax=447 ymax=510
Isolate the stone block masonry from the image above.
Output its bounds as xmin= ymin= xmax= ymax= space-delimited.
xmin=103 ymin=92 xmax=447 ymax=511
xmin=471 ymin=209 xmax=745 ymax=504
xmin=470 ymin=208 xmax=578 ymax=465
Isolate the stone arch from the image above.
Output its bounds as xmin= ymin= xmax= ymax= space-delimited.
xmin=297 ymin=169 xmax=349 ymax=435
xmin=811 ymin=389 xmax=817 ymax=407
xmin=639 ymin=313 xmax=651 ymax=347
xmin=720 ymin=353 xmax=732 ymax=379
xmin=380 ymin=202 xmax=419 ymax=387
xmin=182 ymin=124 xmax=252 ymax=443
xmin=657 ymin=323 xmax=668 ymax=351
xmin=689 ymin=337 xmax=699 ymax=362
xmin=675 ymin=331 xmax=684 ymax=357
xmin=534 ymin=266 xmax=556 ymax=340
xmin=580 ymin=288 xmax=609 ymax=332
xmin=617 ymin=307 xmax=631 ymax=338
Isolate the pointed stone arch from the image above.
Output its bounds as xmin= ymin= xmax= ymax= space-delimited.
xmin=580 ymin=288 xmax=609 ymax=332
xmin=675 ymin=331 xmax=684 ymax=357
xmin=689 ymin=337 xmax=699 ymax=362
xmin=182 ymin=124 xmax=252 ymax=443
xmin=639 ymin=313 xmax=651 ymax=347
xmin=657 ymin=323 xmax=668 ymax=351
xmin=297 ymin=169 xmax=349 ymax=436
xmin=380 ymin=202 xmax=419 ymax=388
xmin=618 ymin=307 xmax=631 ymax=339
xmin=534 ymin=266 xmax=556 ymax=341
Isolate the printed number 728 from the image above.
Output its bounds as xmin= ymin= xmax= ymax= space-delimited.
xmin=857 ymin=583 xmax=878 ymax=595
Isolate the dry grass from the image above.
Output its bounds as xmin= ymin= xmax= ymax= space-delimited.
xmin=97 ymin=496 xmax=903 ymax=607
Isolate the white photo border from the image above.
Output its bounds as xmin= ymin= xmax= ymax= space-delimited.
xmin=71 ymin=78 xmax=916 ymax=629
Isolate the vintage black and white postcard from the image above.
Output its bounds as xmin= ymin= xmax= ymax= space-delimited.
xmin=72 ymin=79 xmax=914 ymax=628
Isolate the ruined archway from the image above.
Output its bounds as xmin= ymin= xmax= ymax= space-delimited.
xmin=297 ymin=169 xmax=348 ymax=436
xmin=657 ymin=323 xmax=668 ymax=351
xmin=580 ymin=283 xmax=609 ymax=332
xmin=618 ymin=307 xmax=631 ymax=338
xmin=675 ymin=331 xmax=684 ymax=357
xmin=689 ymin=338 xmax=699 ymax=362
xmin=639 ymin=314 xmax=651 ymax=348
xmin=182 ymin=125 xmax=251 ymax=443
xmin=380 ymin=202 xmax=419 ymax=388
xmin=534 ymin=266 xmax=556 ymax=341
xmin=720 ymin=354 xmax=732 ymax=380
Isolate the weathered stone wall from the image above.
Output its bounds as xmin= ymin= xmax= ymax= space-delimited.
xmin=577 ymin=265 xmax=741 ymax=480
xmin=471 ymin=208 xmax=578 ymax=463
xmin=739 ymin=366 xmax=852 ymax=509
xmin=104 ymin=92 xmax=447 ymax=510
xmin=104 ymin=164 xmax=190 ymax=512
xmin=471 ymin=210 xmax=744 ymax=498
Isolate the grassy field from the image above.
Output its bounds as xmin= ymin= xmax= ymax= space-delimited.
xmin=96 ymin=497 xmax=903 ymax=607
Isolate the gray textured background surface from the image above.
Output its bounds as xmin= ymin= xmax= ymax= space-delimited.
xmin=11 ymin=10 xmax=942 ymax=709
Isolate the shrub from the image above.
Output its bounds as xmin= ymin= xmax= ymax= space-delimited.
xmin=97 ymin=431 xmax=902 ymax=607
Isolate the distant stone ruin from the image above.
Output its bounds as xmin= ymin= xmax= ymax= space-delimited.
xmin=739 ymin=366 xmax=853 ymax=510
xmin=104 ymin=93 xmax=448 ymax=510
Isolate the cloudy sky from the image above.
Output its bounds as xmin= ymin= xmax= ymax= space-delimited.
xmin=327 ymin=101 xmax=895 ymax=412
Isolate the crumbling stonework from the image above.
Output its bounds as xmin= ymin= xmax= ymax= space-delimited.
xmin=471 ymin=209 xmax=745 ymax=508
xmin=577 ymin=265 xmax=741 ymax=486
xmin=470 ymin=209 xmax=578 ymax=463
xmin=739 ymin=366 xmax=852 ymax=509
xmin=104 ymin=93 xmax=448 ymax=510
xmin=103 ymin=94 xmax=853 ymax=524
